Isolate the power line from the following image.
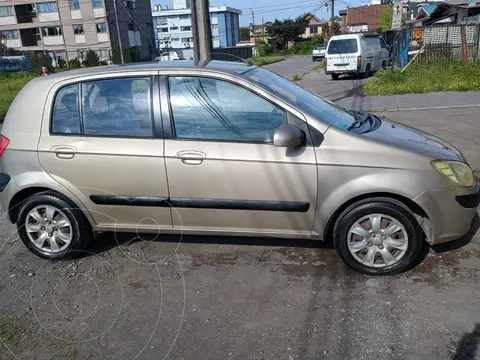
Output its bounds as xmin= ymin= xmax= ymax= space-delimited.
xmin=239 ymin=0 xmax=321 ymax=11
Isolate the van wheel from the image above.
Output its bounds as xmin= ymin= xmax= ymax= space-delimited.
xmin=362 ymin=64 xmax=371 ymax=78
xmin=331 ymin=74 xmax=339 ymax=80
xmin=16 ymin=193 xmax=93 ymax=260
xmin=333 ymin=200 xmax=423 ymax=275
xmin=382 ymin=60 xmax=387 ymax=69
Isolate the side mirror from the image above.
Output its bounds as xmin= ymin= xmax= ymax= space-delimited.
xmin=273 ymin=124 xmax=306 ymax=148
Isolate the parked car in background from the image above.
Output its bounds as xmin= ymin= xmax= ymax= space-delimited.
xmin=312 ymin=45 xmax=326 ymax=61
xmin=155 ymin=51 xmax=181 ymax=61
xmin=324 ymin=33 xmax=390 ymax=80
xmin=0 ymin=61 xmax=478 ymax=275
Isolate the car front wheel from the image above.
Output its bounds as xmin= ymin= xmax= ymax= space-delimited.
xmin=331 ymin=74 xmax=339 ymax=80
xmin=17 ymin=193 xmax=93 ymax=260
xmin=333 ymin=199 xmax=423 ymax=275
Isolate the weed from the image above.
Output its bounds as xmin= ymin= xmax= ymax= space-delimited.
xmin=291 ymin=74 xmax=302 ymax=81
xmin=248 ymin=56 xmax=286 ymax=66
xmin=313 ymin=61 xmax=324 ymax=71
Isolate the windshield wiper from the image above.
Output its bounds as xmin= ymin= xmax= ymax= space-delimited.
xmin=346 ymin=110 xmax=373 ymax=131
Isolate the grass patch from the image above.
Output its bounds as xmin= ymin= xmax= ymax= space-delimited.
xmin=313 ymin=60 xmax=324 ymax=71
xmin=0 ymin=72 xmax=37 ymax=119
xmin=291 ymin=74 xmax=302 ymax=81
xmin=248 ymin=56 xmax=286 ymax=66
xmin=364 ymin=59 xmax=480 ymax=95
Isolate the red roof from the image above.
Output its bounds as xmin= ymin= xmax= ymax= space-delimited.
xmin=346 ymin=4 xmax=389 ymax=30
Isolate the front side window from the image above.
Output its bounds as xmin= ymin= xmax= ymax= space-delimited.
xmin=37 ymin=2 xmax=58 ymax=13
xmin=52 ymin=84 xmax=81 ymax=135
xmin=96 ymin=22 xmax=107 ymax=33
xmin=82 ymin=78 xmax=153 ymax=137
xmin=168 ymin=77 xmax=287 ymax=143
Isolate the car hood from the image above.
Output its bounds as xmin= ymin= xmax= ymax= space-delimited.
xmin=362 ymin=116 xmax=464 ymax=162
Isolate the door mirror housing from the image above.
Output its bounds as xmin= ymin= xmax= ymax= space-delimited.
xmin=273 ymin=124 xmax=306 ymax=148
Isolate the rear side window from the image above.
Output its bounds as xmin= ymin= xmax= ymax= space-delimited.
xmin=82 ymin=78 xmax=153 ymax=137
xmin=52 ymin=84 xmax=81 ymax=135
xmin=51 ymin=77 xmax=153 ymax=137
xmin=327 ymin=39 xmax=358 ymax=54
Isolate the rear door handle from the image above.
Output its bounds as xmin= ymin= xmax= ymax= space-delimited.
xmin=176 ymin=150 xmax=206 ymax=165
xmin=51 ymin=145 xmax=77 ymax=160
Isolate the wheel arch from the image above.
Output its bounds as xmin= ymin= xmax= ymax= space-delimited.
xmin=322 ymin=192 xmax=429 ymax=245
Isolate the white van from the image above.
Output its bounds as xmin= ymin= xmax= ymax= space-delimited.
xmin=324 ymin=33 xmax=390 ymax=80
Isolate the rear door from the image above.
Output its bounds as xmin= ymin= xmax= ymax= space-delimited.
xmin=326 ymin=38 xmax=359 ymax=73
xmin=37 ymin=72 xmax=172 ymax=231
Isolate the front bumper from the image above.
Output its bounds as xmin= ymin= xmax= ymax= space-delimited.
xmin=413 ymin=184 xmax=479 ymax=245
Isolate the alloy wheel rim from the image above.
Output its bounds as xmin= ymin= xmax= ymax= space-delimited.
xmin=347 ymin=213 xmax=408 ymax=268
xmin=25 ymin=205 xmax=73 ymax=254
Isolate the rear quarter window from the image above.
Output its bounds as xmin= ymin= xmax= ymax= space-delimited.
xmin=327 ymin=39 xmax=358 ymax=54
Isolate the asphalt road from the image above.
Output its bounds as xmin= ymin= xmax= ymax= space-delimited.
xmin=0 ymin=58 xmax=479 ymax=360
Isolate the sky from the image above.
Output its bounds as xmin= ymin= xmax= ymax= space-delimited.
xmin=151 ymin=0 xmax=366 ymax=26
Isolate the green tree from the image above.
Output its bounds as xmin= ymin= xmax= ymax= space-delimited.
xmin=266 ymin=15 xmax=309 ymax=51
xmin=379 ymin=6 xmax=407 ymax=32
xmin=240 ymin=27 xmax=250 ymax=41
xmin=85 ymin=49 xmax=100 ymax=67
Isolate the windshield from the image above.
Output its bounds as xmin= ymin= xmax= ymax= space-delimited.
xmin=244 ymin=67 xmax=355 ymax=130
xmin=327 ymin=39 xmax=358 ymax=54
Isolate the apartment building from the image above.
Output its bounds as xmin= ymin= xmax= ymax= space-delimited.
xmin=0 ymin=0 xmax=154 ymax=64
xmin=152 ymin=0 xmax=241 ymax=51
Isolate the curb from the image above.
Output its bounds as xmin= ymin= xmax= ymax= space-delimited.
xmin=367 ymin=103 xmax=480 ymax=113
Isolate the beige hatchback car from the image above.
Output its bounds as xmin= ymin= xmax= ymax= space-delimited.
xmin=0 ymin=61 xmax=478 ymax=275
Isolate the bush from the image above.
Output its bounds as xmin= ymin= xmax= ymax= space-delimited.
xmin=256 ymin=40 xmax=273 ymax=57
xmin=29 ymin=53 xmax=51 ymax=74
xmin=293 ymin=36 xmax=325 ymax=55
xmin=0 ymin=72 xmax=37 ymax=119
xmin=112 ymin=45 xmax=140 ymax=64
xmin=84 ymin=50 xmax=100 ymax=67
xmin=68 ymin=57 xmax=81 ymax=68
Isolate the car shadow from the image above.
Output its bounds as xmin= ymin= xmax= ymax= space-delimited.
xmin=452 ymin=323 xmax=480 ymax=360
xmin=85 ymin=231 xmax=334 ymax=257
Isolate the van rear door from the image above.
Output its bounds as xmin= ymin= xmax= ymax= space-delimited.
xmin=326 ymin=38 xmax=359 ymax=73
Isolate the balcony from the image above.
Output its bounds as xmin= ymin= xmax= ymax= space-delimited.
xmin=39 ymin=12 xmax=59 ymax=22
xmin=19 ymin=28 xmax=41 ymax=46
xmin=6 ymin=39 xmax=22 ymax=48
xmin=43 ymin=35 xmax=63 ymax=45
xmin=14 ymin=4 xmax=36 ymax=24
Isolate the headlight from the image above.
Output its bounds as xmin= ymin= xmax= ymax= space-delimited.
xmin=431 ymin=160 xmax=475 ymax=187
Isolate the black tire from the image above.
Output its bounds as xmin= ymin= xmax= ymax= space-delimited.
xmin=17 ymin=192 xmax=93 ymax=260
xmin=331 ymin=73 xmax=339 ymax=80
xmin=362 ymin=64 xmax=371 ymax=78
xmin=312 ymin=57 xmax=316 ymax=62
xmin=333 ymin=199 xmax=423 ymax=275
xmin=382 ymin=60 xmax=386 ymax=70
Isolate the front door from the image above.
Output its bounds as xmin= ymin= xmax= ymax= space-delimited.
xmin=38 ymin=74 xmax=172 ymax=231
xmin=162 ymin=75 xmax=317 ymax=237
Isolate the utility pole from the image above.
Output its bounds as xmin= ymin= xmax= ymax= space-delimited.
xmin=113 ymin=0 xmax=124 ymax=64
xmin=250 ymin=8 xmax=256 ymax=56
xmin=331 ymin=0 xmax=335 ymax=24
xmin=191 ymin=0 xmax=212 ymax=63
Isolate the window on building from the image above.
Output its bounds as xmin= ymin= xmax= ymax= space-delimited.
xmin=168 ymin=77 xmax=287 ymax=142
xmin=92 ymin=0 xmax=103 ymax=9
xmin=168 ymin=15 xmax=179 ymax=20
xmin=30 ymin=28 xmax=40 ymax=35
xmin=171 ymin=37 xmax=180 ymax=42
xmin=181 ymin=26 xmax=191 ymax=31
xmin=312 ymin=26 xmax=318 ymax=34
xmin=69 ymin=0 xmax=80 ymax=10
xmin=211 ymin=24 xmax=218 ymax=30
xmin=128 ymin=23 xmax=134 ymax=31
xmin=81 ymin=78 xmax=153 ymax=137
xmin=212 ymin=36 xmax=219 ymax=41
xmin=182 ymin=37 xmax=192 ymax=43
xmin=0 ymin=6 xmax=13 ymax=17
xmin=158 ymin=16 xmax=167 ymax=25
xmin=52 ymin=84 xmax=81 ymax=135
xmin=41 ymin=26 xmax=62 ymax=37
xmin=179 ymin=14 xmax=190 ymax=19
xmin=211 ymin=13 xmax=217 ymax=21
xmin=37 ymin=2 xmax=58 ymax=13
xmin=170 ymin=26 xmax=179 ymax=31
xmin=96 ymin=22 xmax=107 ymax=33
xmin=73 ymin=24 xmax=84 ymax=34
xmin=124 ymin=0 xmax=136 ymax=9
xmin=159 ymin=27 xmax=168 ymax=32
xmin=3 ymin=30 xmax=19 ymax=39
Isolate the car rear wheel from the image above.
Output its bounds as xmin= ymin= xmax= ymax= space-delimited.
xmin=331 ymin=74 xmax=339 ymax=80
xmin=362 ymin=64 xmax=371 ymax=78
xmin=17 ymin=193 xmax=93 ymax=260
xmin=333 ymin=200 xmax=423 ymax=275
xmin=382 ymin=60 xmax=387 ymax=69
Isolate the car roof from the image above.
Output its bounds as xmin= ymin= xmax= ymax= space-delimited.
xmin=40 ymin=60 xmax=255 ymax=82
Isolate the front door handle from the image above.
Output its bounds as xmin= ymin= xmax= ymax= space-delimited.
xmin=51 ymin=145 xmax=77 ymax=160
xmin=176 ymin=150 xmax=206 ymax=165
